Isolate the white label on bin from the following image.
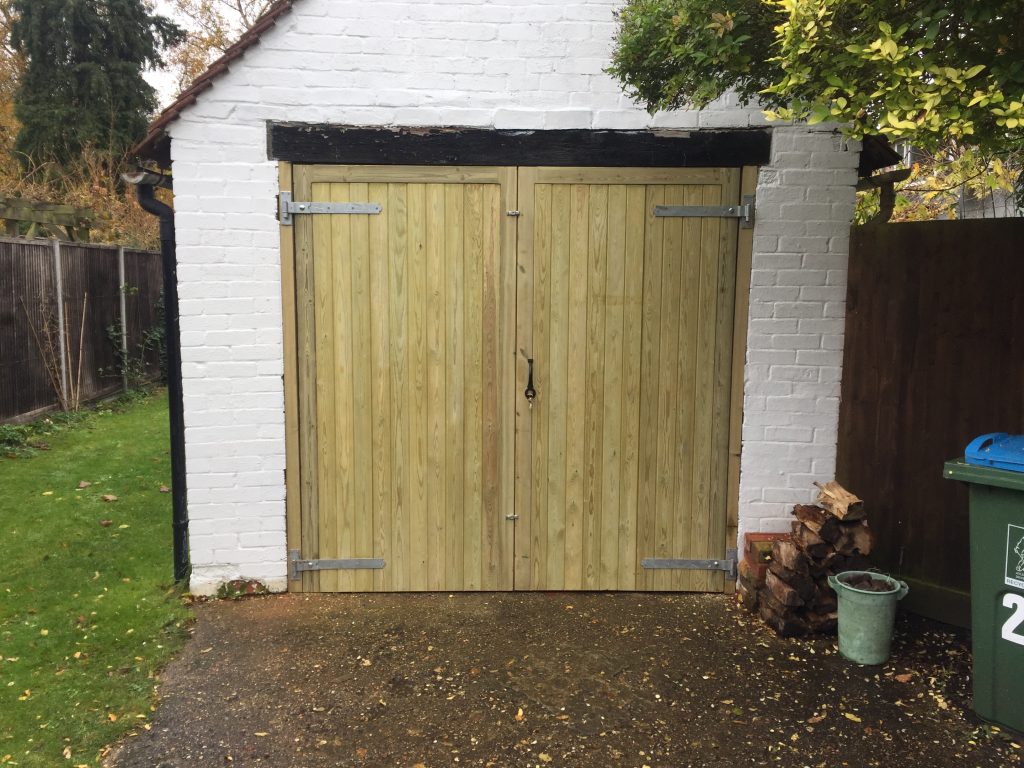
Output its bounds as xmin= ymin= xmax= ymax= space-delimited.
xmin=1002 ymin=594 xmax=1024 ymax=647
xmin=1006 ymin=524 xmax=1024 ymax=590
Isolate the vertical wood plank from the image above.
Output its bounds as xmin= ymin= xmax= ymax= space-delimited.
xmin=600 ymin=184 xmax=626 ymax=589
xmin=545 ymin=183 xmax=570 ymax=590
xmin=295 ymin=167 xmax=320 ymax=591
xmin=683 ymin=184 xmax=719 ymax=591
xmin=653 ymin=184 xmax=683 ymax=591
xmin=709 ymin=170 xmax=741 ymax=593
xmin=529 ymin=183 xmax=552 ymax=589
xmin=497 ymin=167 xmax=518 ymax=591
xmin=726 ymin=166 xmax=758 ymax=594
xmin=564 ymin=182 xmax=589 ymax=590
xmin=313 ymin=182 xmax=338 ymax=592
xmin=407 ymin=183 xmax=429 ymax=590
xmin=480 ymin=182 xmax=502 ymax=589
xmin=617 ymin=185 xmax=645 ymax=590
xmin=425 ymin=183 xmax=447 ymax=591
xmin=330 ymin=182 xmax=356 ymax=592
xmin=349 ymin=181 xmax=375 ymax=591
xmin=279 ymin=163 xmax=304 ymax=593
xmin=463 ymin=183 xmax=485 ymax=589
xmin=369 ymin=181 xmax=393 ymax=591
xmin=583 ymin=184 xmax=607 ymax=589
xmin=669 ymin=184 xmax=704 ymax=591
xmin=445 ymin=184 xmax=466 ymax=590
xmin=636 ymin=185 xmax=664 ymax=591
xmin=388 ymin=183 xmax=410 ymax=590
xmin=514 ymin=168 xmax=536 ymax=590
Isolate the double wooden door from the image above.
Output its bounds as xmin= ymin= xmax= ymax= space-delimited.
xmin=289 ymin=165 xmax=743 ymax=592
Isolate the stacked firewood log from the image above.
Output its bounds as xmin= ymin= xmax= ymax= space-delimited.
xmin=756 ymin=482 xmax=873 ymax=637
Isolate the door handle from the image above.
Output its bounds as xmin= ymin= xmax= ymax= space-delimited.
xmin=524 ymin=358 xmax=536 ymax=409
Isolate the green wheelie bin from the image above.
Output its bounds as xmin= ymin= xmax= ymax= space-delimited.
xmin=944 ymin=433 xmax=1024 ymax=734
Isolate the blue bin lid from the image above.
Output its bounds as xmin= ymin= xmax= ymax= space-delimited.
xmin=965 ymin=433 xmax=1024 ymax=473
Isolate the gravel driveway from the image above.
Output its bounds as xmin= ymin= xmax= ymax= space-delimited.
xmin=108 ymin=592 xmax=1020 ymax=767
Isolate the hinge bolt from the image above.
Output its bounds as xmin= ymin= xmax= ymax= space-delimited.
xmin=507 ymin=210 xmax=521 ymax=217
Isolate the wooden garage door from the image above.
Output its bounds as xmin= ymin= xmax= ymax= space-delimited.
xmin=287 ymin=165 xmax=745 ymax=592
xmin=514 ymin=168 xmax=741 ymax=591
xmin=291 ymin=166 xmax=517 ymax=591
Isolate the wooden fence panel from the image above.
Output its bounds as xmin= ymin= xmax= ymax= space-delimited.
xmin=60 ymin=244 xmax=123 ymax=403
xmin=0 ymin=238 xmax=161 ymax=423
xmin=123 ymin=249 xmax=164 ymax=377
xmin=837 ymin=219 xmax=1024 ymax=626
xmin=0 ymin=240 xmax=58 ymax=420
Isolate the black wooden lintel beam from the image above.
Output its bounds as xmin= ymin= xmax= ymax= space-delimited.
xmin=268 ymin=124 xmax=772 ymax=168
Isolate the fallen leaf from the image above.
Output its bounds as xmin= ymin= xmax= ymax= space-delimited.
xmin=102 ymin=494 xmax=118 ymax=502
xmin=843 ymin=712 xmax=862 ymax=723
xmin=63 ymin=746 xmax=72 ymax=759
xmin=361 ymin=658 xmax=372 ymax=667
xmin=99 ymin=520 xmax=113 ymax=527
xmin=807 ymin=714 xmax=826 ymax=724
xmin=159 ymin=485 xmax=170 ymax=493
xmin=895 ymin=673 xmax=913 ymax=683
xmin=539 ymin=753 xmax=552 ymax=763
xmin=254 ymin=732 xmax=268 ymax=737
xmin=107 ymin=713 xmax=118 ymax=722
xmin=78 ymin=481 xmax=91 ymax=489
xmin=42 ymin=491 xmax=53 ymax=496
xmin=355 ymin=747 xmax=368 ymax=759
xmin=515 ymin=707 xmax=525 ymax=722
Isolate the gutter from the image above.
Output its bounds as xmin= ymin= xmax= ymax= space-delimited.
xmin=123 ymin=170 xmax=189 ymax=584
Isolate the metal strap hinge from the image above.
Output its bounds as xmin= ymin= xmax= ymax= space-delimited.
xmin=289 ymin=549 xmax=385 ymax=580
xmin=641 ymin=549 xmax=738 ymax=578
xmin=279 ymin=192 xmax=382 ymax=225
xmin=655 ymin=195 xmax=755 ymax=229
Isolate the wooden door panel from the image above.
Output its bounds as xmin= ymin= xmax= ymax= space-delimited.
xmin=515 ymin=168 xmax=739 ymax=591
xmin=294 ymin=166 xmax=516 ymax=591
xmin=291 ymin=164 xmax=738 ymax=593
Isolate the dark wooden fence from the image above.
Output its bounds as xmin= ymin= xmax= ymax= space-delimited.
xmin=837 ymin=219 xmax=1024 ymax=626
xmin=0 ymin=237 xmax=162 ymax=423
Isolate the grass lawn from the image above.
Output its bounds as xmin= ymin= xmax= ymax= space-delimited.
xmin=0 ymin=391 xmax=191 ymax=767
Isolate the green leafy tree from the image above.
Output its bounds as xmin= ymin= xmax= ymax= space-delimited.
xmin=11 ymin=0 xmax=182 ymax=168
xmin=609 ymin=0 xmax=1024 ymax=154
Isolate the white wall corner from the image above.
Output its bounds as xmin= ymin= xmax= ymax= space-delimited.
xmin=736 ymin=125 xmax=861 ymax=548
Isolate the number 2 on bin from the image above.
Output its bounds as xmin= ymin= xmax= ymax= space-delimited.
xmin=1002 ymin=593 xmax=1024 ymax=647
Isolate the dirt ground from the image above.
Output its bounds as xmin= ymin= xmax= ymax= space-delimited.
xmin=108 ymin=593 xmax=1021 ymax=768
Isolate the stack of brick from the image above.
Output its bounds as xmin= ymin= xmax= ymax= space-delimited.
xmin=737 ymin=533 xmax=786 ymax=612
xmin=741 ymin=482 xmax=873 ymax=637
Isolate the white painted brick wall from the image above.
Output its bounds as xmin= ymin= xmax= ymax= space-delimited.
xmin=167 ymin=0 xmax=859 ymax=594
xmin=737 ymin=126 xmax=861 ymax=543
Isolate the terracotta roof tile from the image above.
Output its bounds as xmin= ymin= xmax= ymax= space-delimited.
xmin=133 ymin=0 xmax=295 ymax=164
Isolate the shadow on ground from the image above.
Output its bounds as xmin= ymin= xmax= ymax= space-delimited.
xmin=108 ymin=593 xmax=1020 ymax=767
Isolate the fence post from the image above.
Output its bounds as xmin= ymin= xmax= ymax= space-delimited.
xmin=51 ymin=238 xmax=68 ymax=404
xmin=117 ymin=245 xmax=129 ymax=392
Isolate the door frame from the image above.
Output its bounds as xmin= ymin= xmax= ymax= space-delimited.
xmin=279 ymin=161 xmax=756 ymax=593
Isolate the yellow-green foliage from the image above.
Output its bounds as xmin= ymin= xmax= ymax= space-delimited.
xmin=610 ymin=0 xmax=1024 ymax=153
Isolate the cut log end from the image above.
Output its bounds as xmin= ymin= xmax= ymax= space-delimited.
xmin=814 ymin=480 xmax=864 ymax=521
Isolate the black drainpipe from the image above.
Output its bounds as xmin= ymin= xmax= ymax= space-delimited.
xmin=133 ymin=178 xmax=189 ymax=583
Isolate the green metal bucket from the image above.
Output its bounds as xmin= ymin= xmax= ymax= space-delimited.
xmin=828 ymin=571 xmax=910 ymax=665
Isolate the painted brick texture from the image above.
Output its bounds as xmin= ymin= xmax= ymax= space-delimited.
xmin=168 ymin=0 xmax=859 ymax=594
xmin=737 ymin=126 xmax=860 ymax=545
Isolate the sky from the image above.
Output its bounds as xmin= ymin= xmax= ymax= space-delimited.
xmin=143 ymin=0 xmax=186 ymax=109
